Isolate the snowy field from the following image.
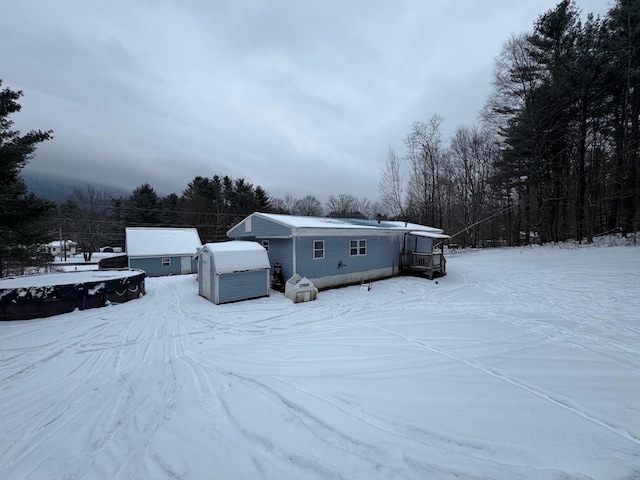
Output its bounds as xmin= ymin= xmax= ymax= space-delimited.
xmin=1 ymin=245 xmax=639 ymax=479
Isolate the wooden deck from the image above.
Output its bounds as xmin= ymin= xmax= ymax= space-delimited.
xmin=400 ymin=251 xmax=447 ymax=280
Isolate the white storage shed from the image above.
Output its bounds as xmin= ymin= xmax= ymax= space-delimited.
xmin=197 ymin=241 xmax=270 ymax=305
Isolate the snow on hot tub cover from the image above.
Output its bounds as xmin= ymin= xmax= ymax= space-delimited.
xmin=0 ymin=269 xmax=145 ymax=289
xmin=201 ymin=241 xmax=270 ymax=275
xmin=0 ymin=269 xmax=146 ymax=307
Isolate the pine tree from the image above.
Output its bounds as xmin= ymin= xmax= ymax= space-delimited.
xmin=123 ymin=183 xmax=162 ymax=226
xmin=603 ymin=0 xmax=640 ymax=236
xmin=0 ymin=80 xmax=56 ymax=276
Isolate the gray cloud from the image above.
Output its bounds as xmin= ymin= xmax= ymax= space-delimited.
xmin=2 ymin=0 xmax=611 ymax=202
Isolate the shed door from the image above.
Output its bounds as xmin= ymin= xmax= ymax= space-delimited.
xmin=200 ymin=254 xmax=212 ymax=300
xmin=181 ymin=256 xmax=191 ymax=274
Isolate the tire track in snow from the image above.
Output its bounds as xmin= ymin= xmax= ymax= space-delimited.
xmin=177 ymin=345 xmax=394 ymax=479
xmin=217 ymin=371 xmax=377 ymax=480
xmin=77 ymin=313 xmax=183 ymax=477
xmin=1 ymin=320 xmax=110 ymax=385
xmin=486 ymin=311 xmax=640 ymax=369
xmin=234 ymin=372 xmax=385 ymax=456
xmin=351 ymin=320 xmax=640 ymax=448
xmin=270 ymin=376 xmax=496 ymax=464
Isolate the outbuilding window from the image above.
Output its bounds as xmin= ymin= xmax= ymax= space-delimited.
xmin=162 ymin=258 xmax=171 ymax=267
xmin=313 ymin=240 xmax=325 ymax=259
xmin=261 ymin=240 xmax=269 ymax=252
xmin=350 ymin=239 xmax=367 ymax=256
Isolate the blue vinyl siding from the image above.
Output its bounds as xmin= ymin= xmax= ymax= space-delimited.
xmin=129 ymin=256 xmax=184 ymax=277
xmin=228 ymin=215 xmax=292 ymax=238
xmin=227 ymin=238 xmax=294 ymax=281
xmin=218 ymin=270 xmax=269 ymax=304
xmin=264 ymin=238 xmax=294 ymax=280
xmin=294 ymin=235 xmax=402 ymax=280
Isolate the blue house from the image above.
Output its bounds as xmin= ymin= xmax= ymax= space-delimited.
xmin=227 ymin=213 xmax=449 ymax=290
xmin=125 ymin=227 xmax=202 ymax=277
xmin=197 ymin=241 xmax=270 ymax=305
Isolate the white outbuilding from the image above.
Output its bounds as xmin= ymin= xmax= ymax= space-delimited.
xmin=197 ymin=241 xmax=270 ymax=305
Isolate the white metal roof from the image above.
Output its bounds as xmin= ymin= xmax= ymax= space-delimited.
xmin=125 ymin=227 xmax=202 ymax=257
xmin=239 ymin=213 xmax=445 ymax=235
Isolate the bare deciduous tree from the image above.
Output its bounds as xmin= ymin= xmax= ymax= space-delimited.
xmin=65 ymin=185 xmax=111 ymax=261
xmin=449 ymin=126 xmax=496 ymax=247
xmin=378 ymin=148 xmax=404 ymax=218
xmin=293 ymin=195 xmax=323 ymax=216
xmin=406 ymin=115 xmax=445 ymax=226
xmin=326 ymin=194 xmax=371 ymax=218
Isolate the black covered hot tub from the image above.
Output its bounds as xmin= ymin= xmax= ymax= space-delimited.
xmin=0 ymin=269 xmax=146 ymax=321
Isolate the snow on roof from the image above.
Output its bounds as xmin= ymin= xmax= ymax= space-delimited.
xmin=252 ymin=213 xmax=444 ymax=233
xmin=408 ymin=230 xmax=451 ymax=239
xmin=385 ymin=221 xmax=443 ymax=233
xmin=202 ymin=241 xmax=270 ymax=274
xmin=125 ymin=227 xmax=202 ymax=257
xmin=0 ymin=269 xmax=145 ymax=289
xmin=47 ymin=240 xmax=77 ymax=247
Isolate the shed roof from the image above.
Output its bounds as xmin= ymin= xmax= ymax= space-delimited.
xmin=125 ymin=227 xmax=202 ymax=257
xmin=232 ymin=213 xmax=445 ymax=235
xmin=408 ymin=230 xmax=451 ymax=240
xmin=201 ymin=241 xmax=270 ymax=274
xmin=47 ymin=240 xmax=77 ymax=247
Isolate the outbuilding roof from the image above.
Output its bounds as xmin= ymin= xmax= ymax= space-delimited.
xmin=408 ymin=230 xmax=451 ymax=240
xmin=47 ymin=240 xmax=77 ymax=247
xmin=200 ymin=241 xmax=270 ymax=274
xmin=125 ymin=227 xmax=202 ymax=257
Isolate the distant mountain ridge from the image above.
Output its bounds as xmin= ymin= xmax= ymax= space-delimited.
xmin=23 ymin=172 xmax=131 ymax=203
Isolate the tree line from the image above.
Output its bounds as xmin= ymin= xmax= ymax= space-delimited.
xmin=55 ymin=183 xmax=381 ymax=262
xmin=379 ymin=0 xmax=639 ymax=247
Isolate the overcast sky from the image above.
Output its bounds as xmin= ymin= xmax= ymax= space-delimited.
xmin=2 ymin=0 xmax=611 ymax=203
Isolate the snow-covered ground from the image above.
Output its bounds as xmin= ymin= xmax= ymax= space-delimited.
xmin=52 ymin=252 xmax=121 ymax=270
xmin=1 ymin=245 xmax=639 ymax=479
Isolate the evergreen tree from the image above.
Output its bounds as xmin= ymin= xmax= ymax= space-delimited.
xmin=123 ymin=183 xmax=162 ymax=226
xmin=526 ymin=0 xmax=581 ymax=242
xmin=603 ymin=0 xmax=640 ymax=235
xmin=0 ymin=80 xmax=56 ymax=276
xmin=177 ymin=174 xmax=272 ymax=242
xmin=178 ymin=176 xmax=218 ymax=241
xmin=490 ymin=1 xmax=611 ymax=243
xmin=161 ymin=193 xmax=179 ymax=226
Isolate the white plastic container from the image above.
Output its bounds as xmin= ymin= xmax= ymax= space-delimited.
xmin=284 ymin=274 xmax=318 ymax=303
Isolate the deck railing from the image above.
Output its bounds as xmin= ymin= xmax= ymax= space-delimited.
xmin=400 ymin=251 xmax=446 ymax=278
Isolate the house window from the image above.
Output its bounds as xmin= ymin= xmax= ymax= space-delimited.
xmin=313 ymin=240 xmax=325 ymax=259
xmin=350 ymin=239 xmax=367 ymax=256
xmin=261 ymin=240 xmax=269 ymax=252
xmin=162 ymin=258 xmax=171 ymax=267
